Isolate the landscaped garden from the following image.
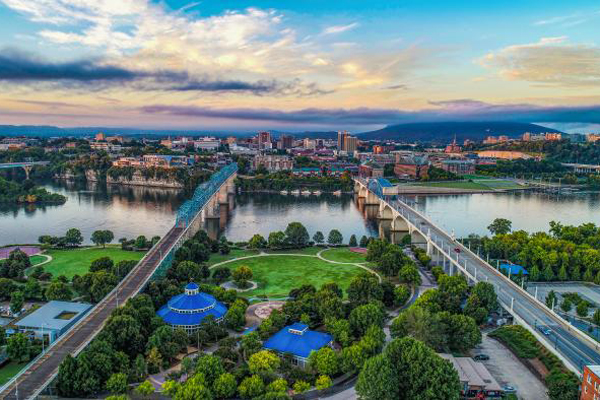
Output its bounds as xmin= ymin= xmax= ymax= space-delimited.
xmin=40 ymin=246 xmax=145 ymax=279
xmin=216 ymin=255 xmax=369 ymax=298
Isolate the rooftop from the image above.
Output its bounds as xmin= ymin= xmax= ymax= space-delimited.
xmin=263 ymin=323 xmax=332 ymax=359
xmin=439 ymin=354 xmax=502 ymax=391
xmin=15 ymin=301 xmax=92 ymax=331
xmin=499 ymin=263 xmax=528 ymax=275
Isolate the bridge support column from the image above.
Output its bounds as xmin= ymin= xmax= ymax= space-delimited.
xmin=23 ymin=165 xmax=32 ymax=180
xmin=365 ymin=191 xmax=379 ymax=205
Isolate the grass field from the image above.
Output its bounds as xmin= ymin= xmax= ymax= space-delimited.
xmin=42 ymin=246 xmax=145 ymax=279
xmin=0 ymin=362 xmax=28 ymax=386
xmin=413 ymin=181 xmax=492 ymax=190
xmin=208 ymin=248 xmax=260 ymax=266
xmin=221 ymin=255 xmax=366 ymax=298
xmin=320 ymin=248 xmax=366 ymax=263
xmin=29 ymin=255 xmax=47 ymax=266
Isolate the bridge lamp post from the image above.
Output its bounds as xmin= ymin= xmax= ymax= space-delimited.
xmin=41 ymin=323 xmax=47 ymax=354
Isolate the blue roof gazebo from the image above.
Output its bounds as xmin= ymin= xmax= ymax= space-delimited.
xmin=263 ymin=323 xmax=333 ymax=367
xmin=156 ymin=282 xmax=228 ymax=333
xmin=499 ymin=263 xmax=528 ymax=276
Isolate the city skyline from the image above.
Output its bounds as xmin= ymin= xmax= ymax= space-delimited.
xmin=0 ymin=0 xmax=599 ymax=132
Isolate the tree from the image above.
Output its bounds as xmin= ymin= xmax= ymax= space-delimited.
xmin=327 ymin=229 xmax=343 ymax=246
xmin=326 ymin=318 xmax=351 ymax=347
xmin=594 ymin=309 xmax=600 ymax=327
xmin=316 ymin=375 xmax=332 ymax=390
xmin=45 ymin=281 xmax=72 ymax=301
xmin=135 ymin=380 xmax=155 ymax=398
xmin=546 ymin=290 xmax=557 ymax=309
xmin=399 ymin=263 xmax=422 ymax=287
xmin=65 ymin=228 xmax=83 ymax=247
xmin=232 ymin=265 xmax=253 ymax=288
xmin=91 ymin=230 xmax=114 ymax=248
xmin=240 ymin=331 xmax=263 ymax=359
xmin=347 ymin=273 xmax=383 ymax=305
xmin=356 ymin=354 xmax=398 ymax=400
xmin=219 ymin=236 xmax=230 ymax=255
xmin=213 ymin=373 xmax=237 ymax=399
xmin=379 ymin=247 xmax=407 ymax=277
xmin=134 ymin=235 xmax=148 ymax=249
xmin=487 ymin=218 xmax=512 ymax=235
xmin=349 ymin=234 xmax=358 ymax=247
xmin=359 ymin=235 xmax=369 ymax=247
xmin=293 ymin=380 xmax=310 ymax=394
xmin=577 ymin=301 xmax=589 ymax=317
xmin=238 ymin=375 xmax=265 ymax=399
xmin=543 ymin=265 xmax=555 ymax=281
xmin=529 ymin=265 xmax=541 ymax=281
xmin=106 ymin=372 xmax=128 ymax=394
xmin=391 ymin=306 xmax=443 ymax=350
xmin=248 ymin=350 xmax=280 ymax=376
xmin=395 ymin=284 xmax=411 ymax=307
xmin=212 ymin=267 xmax=231 ymax=284
xmin=349 ymin=302 xmax=386 ymax=337
xmin=267 ymin=378 xmax=288 ymax=394
xmin=441 ymin=313 xmax=482 ymax=352
xmin=308 ymin=347 xmax=338 ymax=376
xmin=313 ymin=231 xmax=325 ymax=245
xmin=90 ymin=256 xmax=114 ymax=272
xmin=366 ymin=239 xmax=389 ymax=262
xmin=10 ymin=291 xmax=24 ymax=315
xmin=268 ymin=231 xmax=286 ymax=249
xmin=248 ymin=234 xmax=267 ymax=249
xmin=560 ymin=299 xmax=572 ymax=313
xmin=437 ymin=275 xmax=468 ymax=313
xmin=285 ymin=222 xmax=310 ymax=248
xmin=196 ymin=354 xmax=225 ymax=385
xmin=557 ymin=265 xmax=568 ymax=281
xmin=7 ymin=332 xmax=29 ymax=362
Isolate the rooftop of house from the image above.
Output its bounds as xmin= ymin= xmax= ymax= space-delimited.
xmin=439 ymin=354 xmax=502 ymax=391
xmin=15 ymin=301 xmax=93 ymax=331
xmin=263 ymin=323 xmax=332 ymax=359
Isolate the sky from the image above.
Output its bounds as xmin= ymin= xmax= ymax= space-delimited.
xmin=0 ymin=0 xmax=599 ymax=132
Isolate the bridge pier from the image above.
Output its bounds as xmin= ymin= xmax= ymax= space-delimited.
xmin=22 ymin=165 xmax=32 ymax=180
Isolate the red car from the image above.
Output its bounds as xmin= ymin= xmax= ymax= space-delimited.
xmin=454 ymin=248 xmax=461 ymax=253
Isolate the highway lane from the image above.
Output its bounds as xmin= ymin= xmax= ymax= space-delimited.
xmin=388 ymin=197 xmax=600 ymax=372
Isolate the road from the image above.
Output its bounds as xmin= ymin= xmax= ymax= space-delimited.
xmin=0 ymin=226 xmax=183 ymax=400
xmin=386 ymin=196 xmax=600 ymax=374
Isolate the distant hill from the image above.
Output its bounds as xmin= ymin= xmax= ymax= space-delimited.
xmin=0 ymin=125 xmax=250 ymax=138
xmin=358 ymin=121 xmax=563 ymax=143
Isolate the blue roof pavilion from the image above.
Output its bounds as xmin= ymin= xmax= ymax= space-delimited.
xmin=157 ymin=282 xmax=227 ymax=333
xmin=499 ymin=263 xmax=528 ymax=276
xmin=263 ymin=323 xmax=333 ymax=366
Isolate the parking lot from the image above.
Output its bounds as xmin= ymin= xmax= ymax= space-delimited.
xmin=473 ymin=333 xmax=549 ymax=400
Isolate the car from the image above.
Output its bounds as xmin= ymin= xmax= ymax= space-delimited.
xmin=503 ymin=385 xmax=516 ymax=394
xmin=537 ymin=326 xmax=552 ymax=336
xmin=453 ymin=247 xmax=461 ymax=253
xmin=473 ymin=354 xmax=490 ymax=361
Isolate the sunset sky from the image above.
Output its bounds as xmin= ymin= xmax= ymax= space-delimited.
xmin=0 ymin=0 xmax=599 ymax=132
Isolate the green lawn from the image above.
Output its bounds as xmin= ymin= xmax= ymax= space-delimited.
xmin=42 ymin=246 xmax=145 ymax=279
xmin=320 ymin=248 xmax=366 ymax=263
xmin=221 ymin=255 xmax=366 ymax=298
xmin=29 ymin=255 xmax=47 ymax=266
xmin=208 ymin=248 xmax=260 ymax=266
xmin=412 ymin=181 xmax=492 ymax=190
xmin=0 ymin=361 xmax=28 ymax=386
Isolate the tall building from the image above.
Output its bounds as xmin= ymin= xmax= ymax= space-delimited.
xmin=337 ymin=131 xmax=349 ymax=150
xmin=581 ymin=365 xmax=600 ymax=400
xmin=258 ymin=131 xmax=272 ymax=149
xmin=277 ymin=134 xmax=294 ymax=150
xmin=95 ymin=133 xmax=106 ymax=141
xmin=343 ymin=136 xmax=358 ymax=153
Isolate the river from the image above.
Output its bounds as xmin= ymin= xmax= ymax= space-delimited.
xmin=1 ymin=181 xmax=600 ymax=246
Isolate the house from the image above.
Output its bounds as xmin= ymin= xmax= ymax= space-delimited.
xmin=156 ymin=282 xmax=227 ymax=334
xmin=359 ymin=161 xmax=384 ymax=178
xmin=439 ymin=354 xmax=503 ymax=399
xmin=394 ymin=154 xmax=429 ymax=180
xmin=263 ymin=323 xmax=333 ymax=367
xmin=13 ymin=301 xmax=93 ymax=344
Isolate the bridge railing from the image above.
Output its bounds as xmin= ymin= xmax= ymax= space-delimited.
xmin=0 ymin=163 xmax=238 ymax=396
xmin=355 ymin=178 xmax=600 ymax=359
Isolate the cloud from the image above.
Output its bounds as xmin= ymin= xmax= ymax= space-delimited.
xmin=322 ymin=22 xmax=359 ymax=35
xmin=481 ymin=37 xmax=600 ymax=87
xmin=0 ymin=49 xmax=328 ymax=96
xmin=138 ymin=100 xmax=600 ymax=126
xmin=534 ymin=11 xmax=600 ymax=27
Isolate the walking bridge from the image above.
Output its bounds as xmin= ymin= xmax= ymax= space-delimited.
xmin=0 ymin=162 xmax=50 ymax=179
xmin=0 ymin=163 xmax=237 ymax=400
xmin=355 ymin=177 xmax=600 ymax=376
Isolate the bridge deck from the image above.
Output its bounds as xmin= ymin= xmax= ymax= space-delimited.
xmin=0 ymin=226 xmax=183 ymax=400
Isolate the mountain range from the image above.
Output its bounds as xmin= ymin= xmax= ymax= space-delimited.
xmin=0 ymin=121 xmax=563 ymax=143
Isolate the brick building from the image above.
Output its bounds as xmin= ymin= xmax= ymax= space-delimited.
xmin=582 ymin=365 xmax=600 ymax=400
xmin=394 ymin=154 xmax=429 ymax=179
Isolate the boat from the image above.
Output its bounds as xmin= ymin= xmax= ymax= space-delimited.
xmin=301 ymin=190 xmax=311 ymax=195
xmin=280 ymin=190 xmax=288 ymax=195
xmin=313 ymin=190 xmax=321 ymax=195
xmin=333 ymin=190 xmax=342 ymax=196
xmin=291 ymin=189 xmax=300 ymax=195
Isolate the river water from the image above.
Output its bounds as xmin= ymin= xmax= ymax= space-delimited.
xmin=1 ymin=181 xmax=599 ymax=246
